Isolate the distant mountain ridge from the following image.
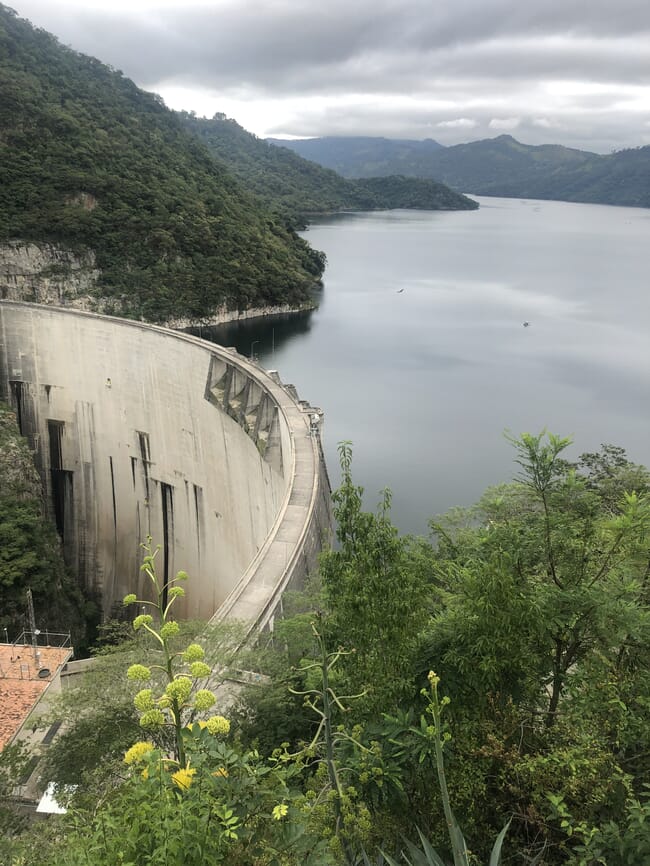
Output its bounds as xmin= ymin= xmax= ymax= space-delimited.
xmin=179 ymin=115 xmax=477 ymax=219
xmin=271 ymin=134 xmax=650 ymax=208
xmin=267 ymin=135 xmax=445 ymax=180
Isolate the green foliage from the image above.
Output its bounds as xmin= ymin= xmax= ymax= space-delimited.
xmin=0 ymin=6 xmax=323 ymax=322
xmin=381 ymin=674 xmax=512 ymax=866
xmin=320 ymin=443 xmax=432 ymax=717
xmin=6 ymin=434 xmax=650 ymax=866
xmin=351 ymin=176 xmax=478 ymax=211
xmin=32 ymin=728 xmax=331 ymax=866
xmin=0 ymin=742 xmax=32 ymax=839
xmin=181 ymin=114 xmax=477 ymax=224
xmin=427 ymin=432 xmax=650 ymax=725
xmin=0 ymin=402 xmax=85 ymax=639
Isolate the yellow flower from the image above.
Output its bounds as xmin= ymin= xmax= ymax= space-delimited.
xmin=134 ymin=689 xmax=155 ymax=712
xmin=183 ymin=643 xmax=205 ymax=663
xmin=194 ymin=689 xmax=216 ymax=710
xmin=165 ymin=677 xmax=192 ymax=703
xmin=141 ymin=767 xmax=149 ymax=780
xmin=160 ymin=621 xmax=180 ymax=639
xmin=124 ymin=741 xmax=154 ymax=765
xmin=205 ymin=715 xmax=230 ymax=736
xmin=127 ymin=663 xmax=152 ymax=681
xmin=139 ymin=709 xmax=165 ymax=728
xmin=172 ymin=767 xmax=197 ymax=791
xmin=272 ymin=803 xmax=289 ymax=821
xmin=190 ymin=661 xmax=211 ymax=678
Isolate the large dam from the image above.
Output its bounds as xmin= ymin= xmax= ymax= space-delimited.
xmin=0 ymin=301 xmax=332 ymax=630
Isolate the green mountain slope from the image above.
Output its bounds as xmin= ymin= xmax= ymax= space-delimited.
xmin=180 ymin=114 xmax=477 ymax=217
xmin=274 ymin=134 xmax=650 ymax=208
xmin=266 ymin=135 xmax=444 ymax=178
xmin=0 ymin=5 xmax=324 ymax=322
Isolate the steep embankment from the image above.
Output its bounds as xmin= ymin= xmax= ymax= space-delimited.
xmin=0 ymin=5 xmax=324 ymax=322
xmin=273 ymin=134 xmax=650 ymax=208
xmin=181 ymin=114 xmax=478 ymax=218
xmin=0 ymin=403 xmax=85 ymax=640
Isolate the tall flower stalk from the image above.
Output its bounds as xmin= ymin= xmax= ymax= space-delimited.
xmin=123 ymin=539 xmax=226 ymax=766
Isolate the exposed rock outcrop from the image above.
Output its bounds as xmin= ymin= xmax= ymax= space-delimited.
xmin=0 ymin=241 xmax=99 ymax=308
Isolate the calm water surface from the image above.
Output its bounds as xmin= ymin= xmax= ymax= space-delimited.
xmin=198 ymin=197 xmax=650 ymax=535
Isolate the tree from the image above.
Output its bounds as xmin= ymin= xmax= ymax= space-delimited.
xmin=320 ymin=443 xmax=432 ymax=717
xmin=427 ymin=432 xmax=650 ymax=726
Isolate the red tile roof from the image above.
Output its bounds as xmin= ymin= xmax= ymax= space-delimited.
xmin=0 ymin=643 xmax=72 ymax=750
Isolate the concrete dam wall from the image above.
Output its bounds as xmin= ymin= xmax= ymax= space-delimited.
xmin=0 ymin=301 xmax=332 ymax=629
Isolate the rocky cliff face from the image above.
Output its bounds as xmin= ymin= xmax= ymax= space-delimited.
xmin=0 ymin=241 xmax=99 ymax=308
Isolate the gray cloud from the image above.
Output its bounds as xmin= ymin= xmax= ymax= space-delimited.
xmin=10 ymin=0 xmax=650 ymax=151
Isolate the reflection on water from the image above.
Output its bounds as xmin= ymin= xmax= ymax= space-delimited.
xmin=186 ymin=309 xmax=315 ymax=359
xmin=190 ymin=197 xmax=650 ymax=536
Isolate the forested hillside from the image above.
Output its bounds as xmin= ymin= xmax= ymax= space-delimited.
xmin=180 ymin=113 xmax=477 ymax=220
xmin=267 ymin=134 xmax=445 ymax=179
xmin=0 ymin=5 xmax=324 ymax=322
xmin=275 ymin=134 xmax=650 ymax=208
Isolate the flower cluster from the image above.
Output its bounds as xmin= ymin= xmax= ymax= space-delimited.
xmin=194 ymin=689 xmax=216 ymax=711
xmin=205 ymin=715 xmax=230 ymax=736
xmin=272 ymin=803 xmax=289 ymax=821
xmin=122 ymin=545 xmax=224 ymax=765
xmin=189 ymin=661 xmax=211 ymax=678
xmin=171 ymin=767 xmax=196 ymax=791
xmin=165 ymin=677 xmax=192 ymax=704
xmin=139 ymin=709 xmax=166 ymax=729
xmin=127 ymin=664 xmax=152 ymax=681
xmin=124 ymin=741 xmax=154 ymax=765
xmin=183 ymin=644 xmax=205 ymax=663
xmin=134 ymin=689 xmax=155 ymax=712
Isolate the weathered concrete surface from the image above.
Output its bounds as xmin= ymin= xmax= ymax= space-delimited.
xmin=0 ymin=301 xmax=331 ymax=623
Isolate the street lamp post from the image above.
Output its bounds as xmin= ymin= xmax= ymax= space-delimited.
xmin=250 ymin=340 xmax=259 ymax=360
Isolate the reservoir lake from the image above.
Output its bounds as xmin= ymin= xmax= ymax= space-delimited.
xmin=197 ymin=196 xmax=650 ymax=536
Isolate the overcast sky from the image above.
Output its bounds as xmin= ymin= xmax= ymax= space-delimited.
xmin=9 ymin=0 xmax=650 ymax=152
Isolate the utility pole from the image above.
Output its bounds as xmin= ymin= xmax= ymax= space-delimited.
xmin=26 ymin=589 xmax=41 ymax=669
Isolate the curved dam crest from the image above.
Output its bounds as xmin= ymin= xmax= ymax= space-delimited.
xmin=0 ymin=301 xmax=332 ymax=631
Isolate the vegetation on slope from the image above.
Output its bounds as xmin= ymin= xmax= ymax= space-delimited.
xmin=5 ymin=433 xmax=650 ymax=866
xmin=0 ymin=5 xmax=324 ymax=322
xmin=266 ymin=135 xmax=445 ymax=179
xmin=0 ymin=402 xmax=86 ymax=642
xmin=181 ymin=114 xmax=477 ymax=221
xmin=275 ymin=134 xmax=650 ymax=208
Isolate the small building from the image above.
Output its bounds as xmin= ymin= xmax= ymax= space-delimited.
xmin=0 ymin=631 xmax=73 ymax=807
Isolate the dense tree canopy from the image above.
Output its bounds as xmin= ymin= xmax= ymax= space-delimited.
xmin=180 ymin=114 xmax=478 ymax=225
xmin=0 ymin=5 xmax=324 ymax=322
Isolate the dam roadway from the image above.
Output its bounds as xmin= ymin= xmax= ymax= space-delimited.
xmin=0 ymin=301 xmax=332 ymax=633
